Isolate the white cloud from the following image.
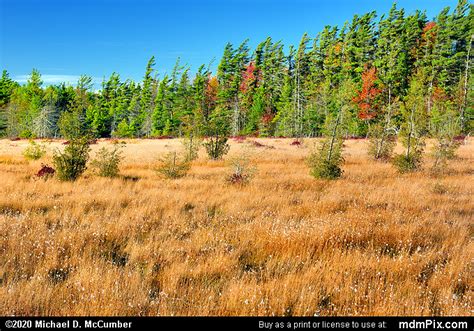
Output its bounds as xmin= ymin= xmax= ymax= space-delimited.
xmin=14 ymin=74 xmax=101 ymax=86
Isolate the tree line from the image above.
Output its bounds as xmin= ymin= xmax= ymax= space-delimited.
xmin=0 ymin=1 xmax=472 ymax=140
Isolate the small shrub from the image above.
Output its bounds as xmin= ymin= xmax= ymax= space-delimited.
xmin=430 ymin=103 xmax=461 ymax=174
xmin=392 ymin=152 xmax=423 ymax=173
xmin=181 ymin=115 xmax=202 ymax=161
xmin=290 ymin=139 xmax=302 ymax=146
xmin=52 ymin=137 xmax=90 ymax=181
xmin=182 ymin=135 xmax=201 ymax=162
xmin=225 ymin=153 xmax=256 ymax=185
xmin=156 ymin=151 xmax=190 ymax=179
xmin=431 ymin=138 xmax=460 ymax=175
xmin=309 ymin=159 xmax=343 ymax=179
xmin=367 ymin=124 xmax=396 ymax=161
xmin=23 ymin=140 xmax=46 ymax=160
xmin=308 ymin=107 xmax=347 ymax=180
xmin=203 ymin=111 xmax=231 ymax=160
xmin=368 ymin=135 xmax=396 ymax=161
xmin=204 ymin=137 xmax=230 ymax=160
xmin=394 ymin=74 xmax=426 ymax=174
xmin=307 ymin=139 xmax=344 ymax=180
xmin=90 ymin=145 xmax=123 ymax=177
xmin=36 ymin=164 xmax=55 ymax=180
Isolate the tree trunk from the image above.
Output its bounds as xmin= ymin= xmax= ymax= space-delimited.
xmin=327 ymin=111 xmax=342 ymax=162
xmin=461 ymin=34 xmax=473 ymax=132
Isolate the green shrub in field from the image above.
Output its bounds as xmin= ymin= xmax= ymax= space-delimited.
xmin=307 ymin=111 xmax=345 ymax=180
xmin=368 ymin=123 xmax=396 ymax=161
xmin=23 ymin=140 xmax=46 ymax=160
xmin=392 ymin=152 xmax=423 ymax=174
xmin=392 ymin=73 xmax=426 ymax=174
xmin=307 ymin=140 xmax=344 ymax=180
xmin=181 ymin=115 xmax=202 ymax=162
xmin=225 ymin=153 xmax=256 ymax=185
xmin=90 ymin=145 xmax=124 ymax=177
xmin=156 ymin=151 xmax=190 ymax=179
xmin=204 ymin=137 xmax=230 ymax=160
xmin=307 ymin=79 xmax=353 ymax=180
xmin=203 ymin=111 xmax=230 ymax=160
xmin=52 ymin=137 xmax=90 ymax=181
xmin=183 ymin=135 xmax=201 ymax=161
xmin=430 ymin=99 xmax=461 ymax=175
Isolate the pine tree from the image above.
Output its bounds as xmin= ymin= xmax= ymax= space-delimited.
xmin=307 ymin=78 xmax=354 ymax=179
xmin=0 ymin=4 xmax=470 ymax=140
xmin=393 ymin=72 xmax=427 ymax=173
xmin=137 ymin=56 xmax=156 ymax=137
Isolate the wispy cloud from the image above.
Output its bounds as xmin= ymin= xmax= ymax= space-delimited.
xmin=14 ymin=74 xmax=101 ymax=86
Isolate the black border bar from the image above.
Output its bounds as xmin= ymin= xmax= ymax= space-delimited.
xmin=0 ymin=316 xmax=472 ymax=330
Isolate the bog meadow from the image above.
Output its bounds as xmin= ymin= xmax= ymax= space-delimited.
xmin=0 ymin=0 xmax=472 ymax=316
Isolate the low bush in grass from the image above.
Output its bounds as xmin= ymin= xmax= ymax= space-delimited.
xmin=156 ymin=151 xmax=190 ymax=179
xmin=90 ymin=145 xmax=124 ymax=178
xmin=52 ymin=137 xmax=90 ymax=181
xmin=23 ymin=140 xmax=46 ymax=160
xmin=225 ymin=153 xmax=256 ymax=186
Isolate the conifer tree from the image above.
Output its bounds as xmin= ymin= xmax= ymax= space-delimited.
xmin=393 ymin=72 xmax=427 ymax=173
xmin=0 ymin=70 xmax=19 ymax=134
xmin=307 ymin=78 xmax=354 ymax=179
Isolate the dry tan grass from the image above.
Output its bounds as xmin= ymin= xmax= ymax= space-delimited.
xmin=0 ymin=138 xmax=472 ymax=316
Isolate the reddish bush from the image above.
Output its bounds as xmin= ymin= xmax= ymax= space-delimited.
xmin=62 ymin=141 xmax=70 ymax=145
xmin=453 ymin=135 xmax=467 ymax=142
xmin=226 ymin=173 xmax=248 ymax=185
xmin=36 ymin=164 xmax=55 ymax=180
xmin=290 ymin=140 xmax=302 ymax=146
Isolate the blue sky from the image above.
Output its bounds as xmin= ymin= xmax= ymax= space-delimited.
xmin=0 ymin=0 xmax=460 ymax=88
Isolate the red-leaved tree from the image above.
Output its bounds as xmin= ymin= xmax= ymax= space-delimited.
xmin=240 ymin=61 xmax=256 ymax=94
xmin=353 ymin=67 xmax=381 ymax=121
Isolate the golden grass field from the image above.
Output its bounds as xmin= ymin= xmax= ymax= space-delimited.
xmin=0 ymin=137 xmax=472 ymax=316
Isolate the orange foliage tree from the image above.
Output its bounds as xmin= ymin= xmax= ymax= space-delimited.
xmin=353 ymin=67 xmax=381 ymax=121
